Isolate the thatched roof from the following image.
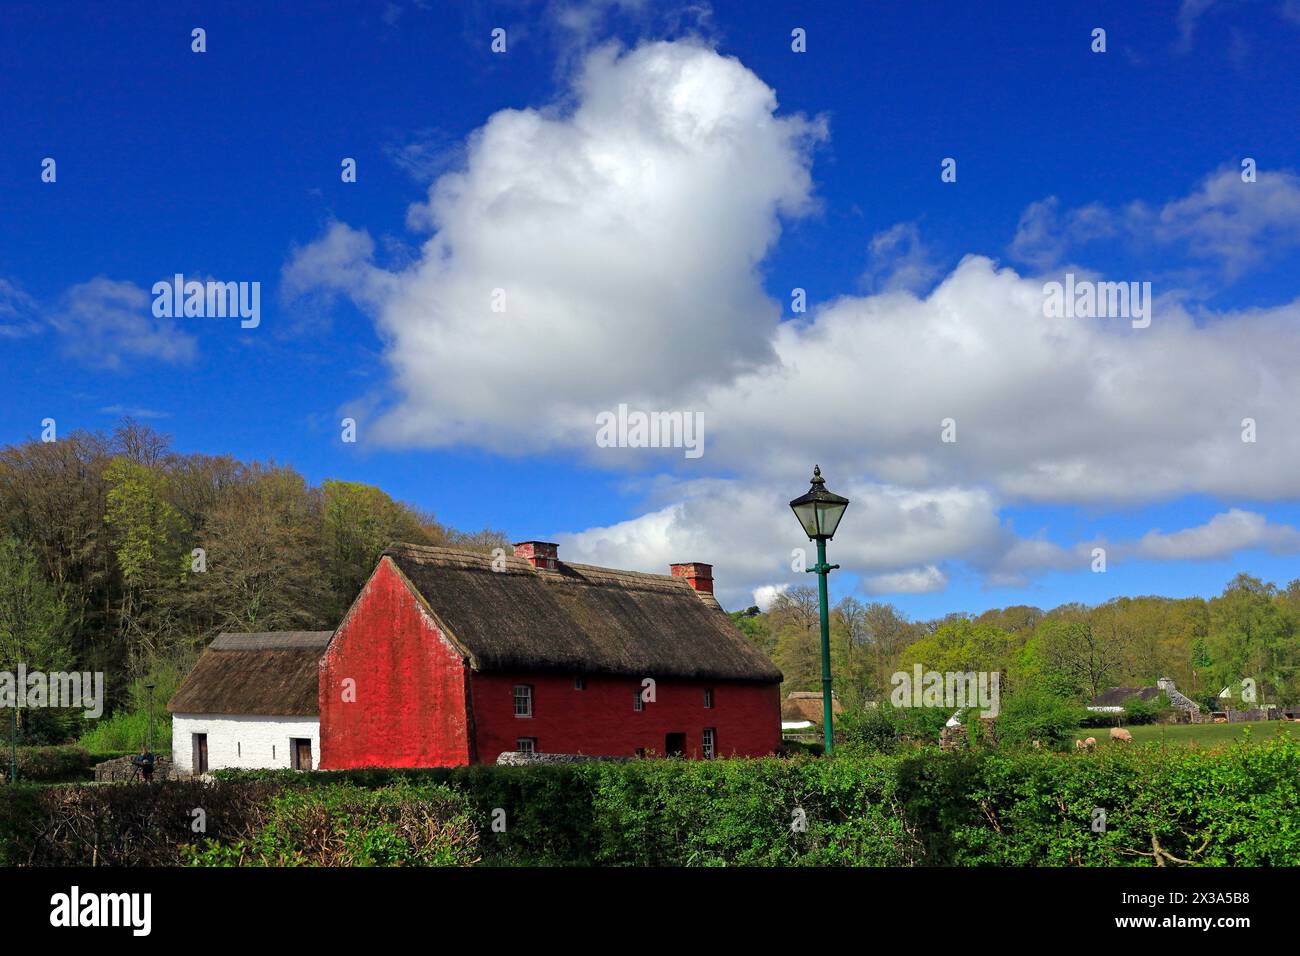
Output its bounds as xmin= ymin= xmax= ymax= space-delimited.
xmin=382 ymin=544 xmax=781 ymax=683
xmin=167 ymin=632 xmax=332 ymax=716
xmin=781 ymin=691 xmax=843 ymax=723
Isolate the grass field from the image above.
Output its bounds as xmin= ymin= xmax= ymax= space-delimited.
xmin=1080 ymin=720 xmax=1299 ymax=748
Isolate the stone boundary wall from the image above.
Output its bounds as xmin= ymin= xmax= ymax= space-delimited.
xmin=495 ymin=751 xmax=632 ymax=766
xmin=940 ymin=716 xmax=998 ymax=752
xmin=93 ymin=754 xmax=176 ymax=782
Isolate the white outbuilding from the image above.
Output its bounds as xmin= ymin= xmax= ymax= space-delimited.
xmin=167 ymin=631 xmax=331 ymax=774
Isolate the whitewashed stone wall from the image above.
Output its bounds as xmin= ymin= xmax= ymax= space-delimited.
xmin=171 ymin=713 xmax=320 ymax=774
xmin=1156 ymin=678 xmax=1202 ymax=716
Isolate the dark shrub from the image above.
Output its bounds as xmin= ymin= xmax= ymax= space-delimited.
xmin=14 ymin=745 xmax=93 ymax=782
xmin=0 ymin=778 xmax=280 ymax=866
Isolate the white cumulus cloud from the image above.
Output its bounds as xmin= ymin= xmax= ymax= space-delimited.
xmin=862 ymin=565 xmax=948 ymax=595
xmin=286 ymin=40 xmax=824 ymax=453
xmin=1135 ymin=509 xmax=1300 ymax=561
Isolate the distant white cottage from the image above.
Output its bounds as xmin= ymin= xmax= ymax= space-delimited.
xmin=1087 ymin=676 xmax=1201 ymax=719
xmin=167 ymin=631 xmax=330 ymax=774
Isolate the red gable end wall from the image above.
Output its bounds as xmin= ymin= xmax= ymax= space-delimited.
xmin=319 ymin=558 xmax=473 ymax=769
xmin=471 ymin=672 xmax=780 ymax=763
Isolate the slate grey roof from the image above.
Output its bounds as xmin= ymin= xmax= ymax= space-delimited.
xmin=1088 ymin=686 xmax=1163 ymax=708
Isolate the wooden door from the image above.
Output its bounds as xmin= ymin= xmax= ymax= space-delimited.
xmin=665 ymin=732 xmax=686 ymax=757
xmin=291 ymin=737 xmax=312 ymax=770
xmin=193 ymin=733 xmax=208 ymax=774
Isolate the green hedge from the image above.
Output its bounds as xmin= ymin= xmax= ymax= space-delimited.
xmin=10 ymin=745 xmax=94 ymax=783
xmin=182 ymin=780 xmax=479 ymax=866
xmin=897 ymin=734 xmax=1300 ymax=865
xmin=212 ymin=757 xmax=916 ymax=866
xmin=5 ymin=737 xmax=1300 ymax=866
xmin=213 ymin=737 xmax=1300 ymax=866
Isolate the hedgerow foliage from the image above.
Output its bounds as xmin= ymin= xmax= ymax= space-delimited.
xmin=208 ymin=757 xmax=917 ymax=866
xmin=11 ymin=745 xmax=94 ymax=782
xmin=181 ymin=780 xmax=479 ymax=866
xmin=0 ymin=778 xmax=279 ymax=866
xmin=897 ymin=733 xmax=1300 ymax=865
xmin=4 ymin=737 xmax=1299 ymax=866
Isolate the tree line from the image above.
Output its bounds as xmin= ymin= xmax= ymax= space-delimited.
xmin=0 ymin=420 xmax=506 ymax=745
xmin=733 ymin=572 xmax=1300 ymax=711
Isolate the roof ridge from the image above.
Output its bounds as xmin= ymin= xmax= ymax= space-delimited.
xmin=384 ymin=542 xmax=494 ymax=560
xmin=561 ymin=560 xmax=680 ymax=582
xmin=384 ymin=542 xmax=693 ymax=589
xmin=210 ymin=631 xmax=333 ymax=651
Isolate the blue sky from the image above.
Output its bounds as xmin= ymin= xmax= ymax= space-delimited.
xmin=3 ymin=0 xmax=1299 ymax=615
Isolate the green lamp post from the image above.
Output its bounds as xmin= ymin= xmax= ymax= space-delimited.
xmin=789 ymin=466 xmax=850 ymax=756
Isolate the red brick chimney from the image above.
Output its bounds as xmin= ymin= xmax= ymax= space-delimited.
xmin=513 ymin=541 xmax=559 ymax=570
xmin=670 ymin=562 xmax=713 ymax=594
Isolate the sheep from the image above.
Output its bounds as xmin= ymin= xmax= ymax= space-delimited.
xmin=1109 ymin=727 xmax=1133 ymax=742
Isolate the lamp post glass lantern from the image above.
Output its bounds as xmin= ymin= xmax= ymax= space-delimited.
xmin=789 ymin=466 xmax=849 ymax=755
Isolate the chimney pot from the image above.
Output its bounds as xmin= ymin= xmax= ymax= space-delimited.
xmin=513 ymin=541 xmax=559 ymax=570
xmin=670 ymin=562 xmax=714 ymax=594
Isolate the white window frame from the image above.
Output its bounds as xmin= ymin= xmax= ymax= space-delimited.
xmin=702 ymin=727 xmax=716 ymax=759
xmin=514 ymin=684 xmax=533 ymax=717
xmin=633 ymin=687 xmax=644 ymax=712
xmin=703 ymin=688 xmax=714 ymax=709
xmin=516 ymin=737 xmax=536 ymax=753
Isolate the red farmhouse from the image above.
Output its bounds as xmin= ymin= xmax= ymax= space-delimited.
xmin=318 ymin=541 xmax=783 ymax=767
